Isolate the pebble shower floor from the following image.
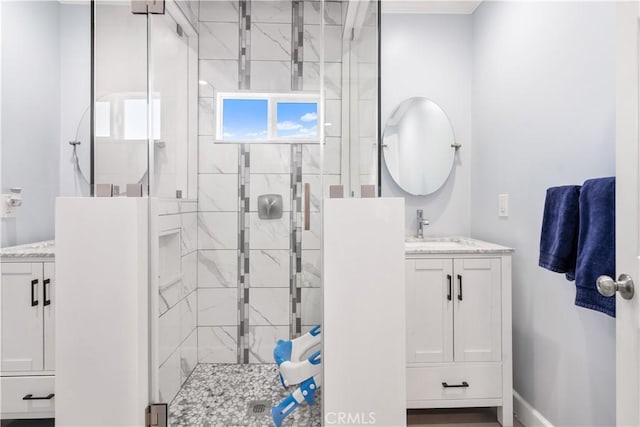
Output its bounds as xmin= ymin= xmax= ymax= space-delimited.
xmin=169 ymin=364 xmax=322 ymax=427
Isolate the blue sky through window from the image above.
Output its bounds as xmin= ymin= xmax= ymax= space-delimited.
xmin=276 ymin=102 xmax=318 ymax=139
xmin=222 ymin=99 xmax=268 ymax=140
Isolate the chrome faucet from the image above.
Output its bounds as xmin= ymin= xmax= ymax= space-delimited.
xmin=417 ymin=209 xmax=430 ymax=239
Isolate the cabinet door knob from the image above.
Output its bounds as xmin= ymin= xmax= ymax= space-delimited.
xmin=447 ymin=274 xmax=452 ymax=301
xmin=30 ymin=279 xmax=39 ymax=307
xmin=457 ymin=275 xmax=463 ymax=301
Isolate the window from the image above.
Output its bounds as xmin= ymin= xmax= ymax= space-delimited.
xmin=217 ymin=93 xmax=320 ymax=142
xmin=222 ymin=98 xmax=268 ymax=140
xmin=276 ymin=102 xmax=318 ymax=139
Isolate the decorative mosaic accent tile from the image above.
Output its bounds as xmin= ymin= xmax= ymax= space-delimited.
xmin=169 ymin=364 xmax=321 ymax=426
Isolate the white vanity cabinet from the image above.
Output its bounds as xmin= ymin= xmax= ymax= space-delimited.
xmin=1 ymin=242 xmax=55 ymax=420
xmin=405 ymin=238 xmax=513 ymax=426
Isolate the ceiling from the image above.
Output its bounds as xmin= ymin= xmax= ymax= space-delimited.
xmin=382 ymin=0 xmax=482 ymax=15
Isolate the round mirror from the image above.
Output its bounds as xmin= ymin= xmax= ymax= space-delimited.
xmin=383 ymin=97 xmax=457 ymax=196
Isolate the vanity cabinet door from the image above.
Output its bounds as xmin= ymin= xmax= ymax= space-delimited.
xmin=406 ymin=258 xmax=454 ymax=363
xmin=1 ymin=263 xmax=44 ymax=372
xmin=43 ymin=262 xmax=55 ymax=371
xmin=453 ymin=258 xmax=502 ymax=362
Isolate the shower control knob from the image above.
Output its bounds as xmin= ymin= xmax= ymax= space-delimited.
xmin=597 ymin=274 xmax=635 ymax=300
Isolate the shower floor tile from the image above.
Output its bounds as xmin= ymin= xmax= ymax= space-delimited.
xmin=169 ymin=363 xmax=321 ymax=427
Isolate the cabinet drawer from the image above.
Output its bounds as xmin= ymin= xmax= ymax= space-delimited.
xmin=407 ymin=364 xmax=502 ymax=401
xmin=1 ymin=376 xmax=55 ymax=418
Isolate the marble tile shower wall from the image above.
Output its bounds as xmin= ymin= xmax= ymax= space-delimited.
xmin=158 ymin=200 xmax=198 ymax=403
xmin=197 ymin=0 xmax=343 ymax=364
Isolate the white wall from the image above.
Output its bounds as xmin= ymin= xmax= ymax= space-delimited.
xmin=1 ymin=1 xmax=61 ymax=247
xmin=471 ymin=2 xmax=616 ymax=426
xmin=381 ymin=14 xmax=472 ymax=237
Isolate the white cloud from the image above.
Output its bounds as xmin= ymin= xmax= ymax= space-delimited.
xmin=277 ymin=121 xmax=303 ymax=131
xmin=244 ymin=130 xmax=268 ymax=138
xmin=300 ymin=112 xmax=318 ymax=122
xmin=223 ymin=132 xmax=234 ymax=138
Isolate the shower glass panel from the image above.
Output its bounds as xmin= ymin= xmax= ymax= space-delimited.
xmin=94 ymin=1 xmax=150 ymax=194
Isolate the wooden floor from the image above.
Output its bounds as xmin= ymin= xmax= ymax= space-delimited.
xmin=408 ymin=408 xmax=524 ymax=427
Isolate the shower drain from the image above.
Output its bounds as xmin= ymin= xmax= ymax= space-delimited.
xmin=247 ymin=400 xmax=271 ymax=418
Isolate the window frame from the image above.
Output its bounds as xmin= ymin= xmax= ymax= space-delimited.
xmin=216 ymin=92 xmax=321 ymax=144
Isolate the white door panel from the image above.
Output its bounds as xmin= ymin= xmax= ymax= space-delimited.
xmin=1 ymin=263 xmax=44 ymax=372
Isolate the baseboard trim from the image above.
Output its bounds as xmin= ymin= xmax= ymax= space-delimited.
xmin=513 ymin=391 xmax=554 ymax=427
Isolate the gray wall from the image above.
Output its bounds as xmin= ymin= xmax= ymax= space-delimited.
xmin=471 ymin=2 xmax=616 ymax=425
xmin=1 ymin=1 xmax=61 ymax=247
xmin=381 ymin=14 xmax=472 ymax=237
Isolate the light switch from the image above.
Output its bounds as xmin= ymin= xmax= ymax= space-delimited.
xmin=498 ymin=194 xmax=509 ymax=217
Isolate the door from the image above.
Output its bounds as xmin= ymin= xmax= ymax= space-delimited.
xmin=43 ymin=262 xmax=55 ymax=371
xmin=615 ymin=3 xmax=640 ymax=425
xmin=1 ymin=263 xmax=44 ymax=372
xmin=453 ymin=258 xmax=501 ymax=362
xmin=406 ymin=258 xmax=453 ymax=363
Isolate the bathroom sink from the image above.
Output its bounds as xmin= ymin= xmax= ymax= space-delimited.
xmin=405 ymin=236 xmax=513 ymax=254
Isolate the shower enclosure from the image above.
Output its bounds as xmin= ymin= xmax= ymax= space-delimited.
xmin=2 ymin=0 xmax=379 ymax=425
xmin=94 ymin=0 xmax=380 ymax=425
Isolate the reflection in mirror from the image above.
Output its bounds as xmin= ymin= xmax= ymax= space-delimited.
xmin=383 ymin=97 xmax=457 ymax=196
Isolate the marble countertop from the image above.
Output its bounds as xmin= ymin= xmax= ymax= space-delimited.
xmin=1 ymin=240 xmax=55 ymax=259
xmin=406 ymin=236 xmax=513 ymax=254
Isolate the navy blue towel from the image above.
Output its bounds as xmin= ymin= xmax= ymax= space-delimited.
xmin=539 ymin=185 xmax=581 ymax=280
xmin=575 ymin=177 xmax=616 ymax=317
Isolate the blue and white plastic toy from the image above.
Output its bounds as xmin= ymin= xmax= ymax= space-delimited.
xmin=271 ymin=325 xmax=321 ymax=427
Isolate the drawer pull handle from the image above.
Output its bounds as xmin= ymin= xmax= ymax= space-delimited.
xmin=457 ymin=274 xmax=463 ymax=301
xmin=447 ymin=274 xmax=452 ymax=301
xmin=43 ymin=278 xmax=51 ymax=306
xmin=23 ymin=393 xmax=55 ymax=400
xmin=31 ymin=279 xmax=39 ymax=307
xmin=442 ymin=381 xmax=469 ymax=388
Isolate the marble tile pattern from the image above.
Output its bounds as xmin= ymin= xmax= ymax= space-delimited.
xmin=169 ymin=364 xmax=321 ymax=426
xmin=200 ymin=22 xmax=240 ymax=60
xmin=251 ymin=23 xmax=292 ymax=61
xmin=199 ymin=0 xmax=239 ymax=23
xmin=158 ymin=203 xmax=199 ymax=404
xmin=194 ymin=0 xmax=350 ymax=364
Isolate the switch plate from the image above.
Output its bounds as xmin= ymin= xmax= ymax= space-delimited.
xmin=498 ymin=194 xmax=509 ymax=217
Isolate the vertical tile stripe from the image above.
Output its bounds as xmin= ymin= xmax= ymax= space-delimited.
xmin=291 ymin=1 xmax=304 ymax=91
xmin=290 ymin=144 xmax=304 ymax=338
